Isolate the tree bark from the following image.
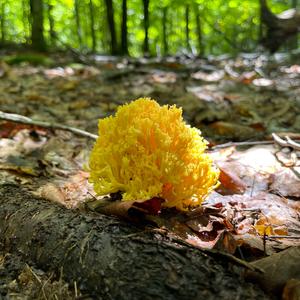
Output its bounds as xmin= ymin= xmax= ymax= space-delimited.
xmin=30 ymin=0 xmax=46 ymax=51
xmin=121 ymin=0 xmax=128 ymax=55
xmin=22 ymin=0 xmax=31 ymax=43
xmin=89 ymin=0 xmax=96 ymax=52
xmin=162 ymin=7 xmax=168 ymax=56
xmin=0 ymin=2 xmax=5 ymax=43
xmin=74 ymin=0 xmax=82 ymax=49
xmin=292 ymin=0 xmax=298 ymax=8
xmin=47 ymin=2 xmax=56 ymax=47
xmin=195 ymin=4 xmax=204 ymax=57
xmin=105 ymin=0 xmax=118 ymax=55
xmin=289 ymin=0 xmax=298 ymax=49
xmin=185 ymin=5 xmax=191 ymax=52
xmin=0 ymin=184 xmax=268 ymax=299
xmin=259 ymin=0 xmax=300 ymax=52
xmin=143 ymin=0 xmax=150 ymax=56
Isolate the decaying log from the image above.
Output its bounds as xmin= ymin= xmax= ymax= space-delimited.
xmin=0 ymin=184 xmax=268 ymax=299
xmin=260 ymin=0 xmax=300 ymax=52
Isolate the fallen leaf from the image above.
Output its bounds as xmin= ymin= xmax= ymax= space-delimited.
xmin=270 ymin=169 xmax=300 ymax=197
xmin=132 ymin=197 xmax=164 ymax=215
xmin=252 ymin=78 xmax=273 ymax=87
xmin=282 ymin=279 xmax=300 ymax=300
xmin=0 ymin=155 xmax=41 ymax=176
xmin=217 ymin=166 xmax=247 ymax=195
xmin=246 ymin=247 xmax=300 ymax=294
xmin=192 ymin=70 xmax=224 ymax=82
xmin=151 ymin=72 xmax=177 ymax=83
xmin=209 ymin=121 xmax=258 ymax=140
xmin=35 ymin=183 xmax=66 ymax=204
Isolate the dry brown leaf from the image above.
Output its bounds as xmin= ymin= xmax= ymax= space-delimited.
xmin=282 ymin=279 xmax=300 ymax=300
xmin=270 ymin=169 xmax=300 ymax=198
xmin=192 ymin=70 xmax=224 ymax=82
xmin=217 ymin=166 xmax=247 ymax=195
xmin=247 ymin=247 xmax=300 ymax=294
xmin=35 ymin=183 xmax=66 ymax=204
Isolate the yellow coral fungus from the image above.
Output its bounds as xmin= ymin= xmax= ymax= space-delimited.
xmin=89 ymin=98 xmax=219 ymax=211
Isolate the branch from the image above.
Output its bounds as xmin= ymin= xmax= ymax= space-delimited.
xmin=0 ymin=111 xmax=98 ymax=140
xmin=210 ymin=134 xmax=300 ymax=150
xmin=272 ymin=133 xmax=300 ymax=151
xmin=210 ymin=140 xmax=273 ymax=150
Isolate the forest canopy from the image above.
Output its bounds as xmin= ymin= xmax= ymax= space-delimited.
xmin=0 ymin=0 xmax=297 ymax=56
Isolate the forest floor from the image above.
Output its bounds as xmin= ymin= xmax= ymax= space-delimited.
xmin=0 ymin=51 xmax=300 ymax=299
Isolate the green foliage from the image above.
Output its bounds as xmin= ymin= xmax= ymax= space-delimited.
xmin=0 ymin=0 xmax=291 ymax=56
xmin=4 ymin=53 xmax=54 ymax=65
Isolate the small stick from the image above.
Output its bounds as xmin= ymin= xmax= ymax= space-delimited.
xmin=266 ymin=235 xmax=300 ymax=239
xmin=210 ymin=133 xmax=300 ymax=150
xmin=210 ymin=140 xmax=273 ymax=150
xmin=0 ymin=111 xmax=98 ymax=140
xmin=272 ymin=133 xmax=300 ymax=151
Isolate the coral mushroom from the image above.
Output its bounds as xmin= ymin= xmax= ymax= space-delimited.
xmin=89 ymin=98 xmax=219 ymax=211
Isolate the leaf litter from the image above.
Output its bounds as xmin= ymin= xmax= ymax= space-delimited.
xmin=1 ymin=52 xmax=300 ymax=297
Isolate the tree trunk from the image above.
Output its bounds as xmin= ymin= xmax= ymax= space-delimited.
xmin=143 ymin=0 xmax=150 ymax=56
xmin=105 ymin=0 xmax=118 ymax=55
xmin=121 ymin=0 xmax=128 ymax=55
xmin=185 ymin=5 xmax=191 ymax=52
xmin=0 ymin=184 xmax=268 ymax=299
xmin=74 ymin=0 xmax=82 ymax=49
xmin=292 ymin=0 xmax=298 ymax=8
xmin=258 ymin=1 xmax=263 ymax=42
xmin=0 ymin=2 xmax=5 ymax=43
xmin=259 ymin=0 xmax=300 ymax=52
xmin=47 ymin=2 xmax=56 ymax=47
xmin=30 ymin=0 xmax=46 ymax=51
xmin=289 ymin=0 xmax=298 ymax=49
xmin=195 ymin=4 xmax=204 ymax=56
xmin=89 ymin=0 xmax=96 ymax=52
xmin=162 ymin=7 xmax=168 ymax=56
xmin=22 ymin=0 xmax=30 ymax=43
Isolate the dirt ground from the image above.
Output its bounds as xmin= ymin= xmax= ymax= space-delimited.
xmin=0 ymin=51 xmax=300 ymax=299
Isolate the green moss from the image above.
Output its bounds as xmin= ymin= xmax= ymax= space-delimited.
xmin=4 ymin=54 xmax=54 ymax=66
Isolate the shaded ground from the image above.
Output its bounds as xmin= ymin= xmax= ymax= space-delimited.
xmin=1 ymin=52 xmax=300 ymax=142
xmin=0 ymin=51 xmax=300 ymax=299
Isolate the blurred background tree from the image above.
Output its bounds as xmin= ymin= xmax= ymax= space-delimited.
xmin=0 ymin=0 xmax=298 ymax=56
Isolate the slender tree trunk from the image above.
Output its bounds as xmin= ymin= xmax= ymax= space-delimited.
xmin=105 ymin=0 xmax=118 ymax=55
xmin=185 ymin=5 xmax=191 ymax=52
xmin=162 ymin=7 xmax=168 ymax=55
xmin=0 ymin=2 xmax=5 ymax=43
xmin=143 ymin=0 xmax=150 ymax=55
xmin=74 ymin=0 xmax=82 ymax=48
xmin=89 ymin=0 xmax=96 ymax=52
xmin=195 ymin=5 xmax=204 ymax=56
xmin=30 ymin=0 xmax=46 ymax=51
xmin=121 ymin=0 xmax=128 ymax=55
xmin=258 ymin=3 xmax=263 ymax=42
xmin=290 ymin=0 xmax=298 ymax=48
xmin=22 ymin=0 xmax=30 ymax=43
xmin=47 ymin=2 xmax=56 ymax=46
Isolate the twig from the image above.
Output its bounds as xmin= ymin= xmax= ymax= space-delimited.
xmin=210 ymin=133 xmax=300 ymax=150
xmin=272 ymin=133 xmax=300 ymax=151
xmin=210 ymin=140 xmax=273 ymax=150
xmin=266 ymin=235 xmax=300 ymax=239
xmin=0 ymin=111 xmax=98 ymax=140
xmin=169 ymin=234 xmax=265 ymax=273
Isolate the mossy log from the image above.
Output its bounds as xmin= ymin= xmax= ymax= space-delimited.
xmin=0 ymin=184 xmax=268 ymax=299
